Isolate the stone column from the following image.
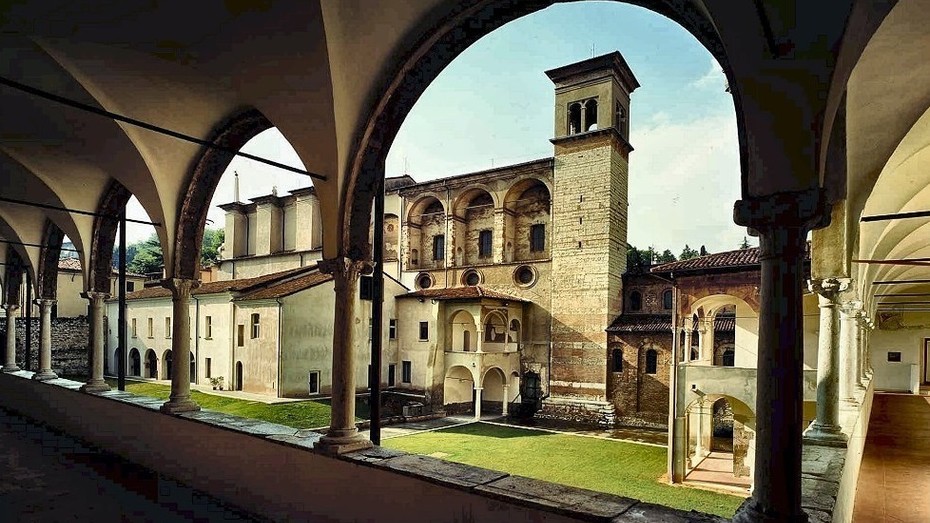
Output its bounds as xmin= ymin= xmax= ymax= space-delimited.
xmin=693 ymin=399 xmax=706 ymax=459
xmin=700 ymin=318 xmax=714 ymax=364
xmin=502 ymin=384 xmax=509 ymax=416
xmin=2 ymin=305 xmax=20 ymax=372
xmin=159 ymin=278 xmax=201 ymax=414
xmin=839 ymin=301 xmax=860 ymax=403
xmin=682 ymin=319 xmax=693 ymax=363
xmin=732 ymin=189 xmax=829 ymax=523
xmin=864 ymin=320 xmax=874 ymax=376
xmin=32 ymin=299 xmax=58 ymax=381
xmin=803 ymin=279 xmax=846 ymax=445
xmin=474 ymin=387 xmax=483 ymax=421
xmin=316 ymin=257 xmax=372 ymax=454
xmin=80 ymin=292 xmax=110 ymax=392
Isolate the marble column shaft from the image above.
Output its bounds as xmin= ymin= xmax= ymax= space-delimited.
xmin=159 ymin=279 xmax=200 ymax=413
xmin=33 ymin=299 xmax=57 ymax=381
xmin=838 ymin=302 xmax=860 ymax=403
xmin=804 ymin=279 xmax=846 ymax=443
xmin=80 ymin=292 xmax=110 ymax=392
xmin=2 ymin=305 xmax=20 ymax=372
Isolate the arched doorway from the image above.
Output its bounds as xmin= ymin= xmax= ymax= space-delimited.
xmin=235 ymin=361 xmax=243 ymax=391
xmin=128 ymin=348 xmax=141 ymax=377
xmin=190 ymin=353 xmax=196 ymax=383
xmin=443 ymin=366 xmax=475 ymax=415
xmin=712 ymin=397 xmax=734 ymax=452
xmin=163 ymin=350 xmax=172 ymax=380
xmin=145 ymin=349 xmax=157 ymax=378
xmin=482 ymin=367 xmax=507 ymax=416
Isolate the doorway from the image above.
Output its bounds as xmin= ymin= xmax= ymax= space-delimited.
xmin=923 ymin=338 xmax=930 ymax=384
xmin=236 ymin=361 xmax=243 ymax=391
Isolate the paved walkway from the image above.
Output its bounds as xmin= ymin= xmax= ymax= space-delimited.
xmin=853 ymin=393 xmax=930 ymax=522
xmin=684 ymin=451 xmax=751 ymax=494
xmin=0 ymin=408 xmax=264 ymax=522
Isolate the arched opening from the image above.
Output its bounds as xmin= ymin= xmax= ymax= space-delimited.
xmin=129 ymin=348 xmax=141 ymax=377
xmin=684 ymin=395 xmax=754 ymax=489
xmin=584 ymin=99 xmax=599 ymax=131
xmin=163 ymin=350 xmax=173 ymax=381
xmin=449 ymin=309 xmax=477 ymax=352
xmin=712 ymin=397 xmax=734 ymax=452
xmin=453 ymin=189 xmax=496 ymax=266
xmin=145 ymin=349 xmax=157 ymax=378
xmin=482 ymin=367 xmax=507 ymax=415
xmin=568 ymin=102 xmax=583 ymax=135
xmin=610 ymin=347 xmax=623 ymax=373
xmin=503 ymin=179 xmax=551 ymax=262
xmin=630 ymin=290 xmax=642 ymax=312
xmin=645 ymin=349 xmax=658 ymax=374
xmin=190 ymin=353 xmax=196 ymax=383
xmin=235 ymin=361 xmax=244 ymax=391
xmin=663 ymin=289 xmax=673 ymax=310
xmin=482 ymin=311 xmax=507 ymax=352
xmin=406 ymin=196 xmax=446 ymax=270
xmin=443 ymin=366 xmax=475 ymax=415
xmin=508 ymin=318 xmax=521 ymax=346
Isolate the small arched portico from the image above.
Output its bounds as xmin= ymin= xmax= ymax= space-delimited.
xmin=683 ymin=394 xmax=755 ymax=489
xmin=443 ymin=365 xmax=476 ymax=416
xmin=449 ymin=309 xmax=478 ymax=352
xmin=481 ymin=367 xmax=508 ymax=417
xmin=144 ymin=349 xmax=157 ymax=379
xmin=685 ymin=294 xmax=758 ymax=367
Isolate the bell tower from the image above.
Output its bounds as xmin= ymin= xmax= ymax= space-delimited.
xmin=544 ymin=52 xmax=639 ymax=424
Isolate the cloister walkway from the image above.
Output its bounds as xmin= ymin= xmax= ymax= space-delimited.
xmin=0 ymin=408 xmax=264 ymax=522
xmin=853 ymin=393 xmax=930 ymax=522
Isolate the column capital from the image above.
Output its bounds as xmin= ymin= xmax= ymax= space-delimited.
xmin=81 ymin=291 xmax=110 ymax=302
xmin=33 ymin=298 xmax=56 ymax=308
xmin=840 ymin=300 xmax=862 ymax=316
xmin=3 ymin=303 xmax=19 ymax=313
xmin=733 ymin=188 xmax=831 ymax=231
xmin=160 ymin=278 xmax=201 ymax=300
xmin=808 ymin=277 xmax=849 ymax=299
xmin=318 ymin=256 xmax=368 ymax=279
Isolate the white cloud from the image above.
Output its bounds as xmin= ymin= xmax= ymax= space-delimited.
xmin=691 ymin=58 xmax=726 ymax=91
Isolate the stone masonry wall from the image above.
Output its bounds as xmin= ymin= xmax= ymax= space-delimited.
xmin=0 ymin=317 xmax=89 ymax=377
xmin=608 ymin=331 xmax=672 ymax=428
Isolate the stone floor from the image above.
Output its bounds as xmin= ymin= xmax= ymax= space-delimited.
xmin=684 ymin=451 xmax=752 ymax=494
xmin=0 ymin=407 xmax=265 ymax=522
xmin=853 ymin=393 xmax=930 ymax=523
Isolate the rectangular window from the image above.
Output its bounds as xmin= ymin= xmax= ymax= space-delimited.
xmin=308 ymin=371 xmax=320 ymax=394
xmin=205 ymin=358 xmax=212 ymax=379
xmin=389 ymin=319 xmax=397 ymax=340
xmin=888 ymin=351 xmax=902 ymax=362
xmin=402 ymin=361 xmax=412 ymax=384
xmin=250 ymin=313 xmax=260 ymax=339
xmin=165 ymin=317 xmax=171 ymax=338
xmin=432 ymin=234 xmax=445 ymax=261
xmin=126 ymin=281 xmax=135 ymax=292
xmin=237 ymin=325 xmax=245 ymax=347
xmin=478 ymin=230 xmax=492 ymax=258
xmin=418 ymin=321 xmax=429 ymax=341
xmin=388 ymin=364 xmax=396 ymax=386
xmin=530 ymin=224 xmax=545 ymax=252
xmin=131 ymin=318 xmax=137 ymax=338
xmin=205 ymin=316 xmax=212 ymax=339
xmin=147 ymin=318 xmax=153 ymax=338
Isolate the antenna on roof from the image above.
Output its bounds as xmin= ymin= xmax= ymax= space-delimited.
xmin=591 ymin=43 xmax=596 ymax=58
xmin=404 ymin=156 xmax=409 ymax=175
xmin=233 ymin=170 xmax=240 ymax=203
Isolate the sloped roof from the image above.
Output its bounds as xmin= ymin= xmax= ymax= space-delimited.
xmin=123 ymin=265 xmax=314 ymax=301
xmin=650 ymin=248 xmax=760 ymax=274
xmin=607 ymin=314 xmax=737 ymax=333
xmin=397 ymin=285 xmax=528 ymax=303
xmin=58 ymin=257 xmax=146 ymax=278
xmin=236 ymin=271 xmax=333 ymax=301
xmin=384 ymin=175 xmax=417 ymax=192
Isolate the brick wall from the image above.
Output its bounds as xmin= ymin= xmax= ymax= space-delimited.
xmin=607 ymin=331 xmax=672 ymax=428
xmin=0 ymin=317 xmax=89 ymax=377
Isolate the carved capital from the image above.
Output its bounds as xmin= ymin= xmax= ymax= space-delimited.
xmin=3 ymin=303 xmax=19 ymax=313
xmin=808 ymin=277 xmax=849 ymax=304
xmin=161 ymin=278 xmax=200 ymax=300
xmin=81 ymin=291 xmax=111 ymax=304
xmin=840 ymin=300 xmax=862 ymax=319
xmin=318 ymin=257 xmax=366 ymax=281
xmin=734 ymin=188 xmax=831 ymax=231
xmin=33 ymin=299 xmax=56 ymax=310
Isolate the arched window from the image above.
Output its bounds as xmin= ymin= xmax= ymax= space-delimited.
xmin=585 ymin=99 xmax=598 ymax=131
xmin=662 ymin=289 xmax=673 ymax=310
xmin=722 ymin=349 xmax=735 ymax=367
xmin=630 ymin=290 xmax=642 ymax=311
xmin=568 ymin=103 xmax=583 ymax=135
xmin=611 ymin=348 xmax=623 ymax=372
xmin=645 ymin=349 xmax=658 ymax=374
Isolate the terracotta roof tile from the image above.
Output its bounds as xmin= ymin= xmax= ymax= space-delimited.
xmin=397 ymin=285 xmax=528 ymax=303
xmin=607 ymin=314 xmax=736 ymax=333
xmin=123 ymin=265 xmax=314 ymax=301
xmin=58 ymin=257 xmax=146 ymax=278
xmin=650 ymin=248 xmax=760 ymax=273
xmin=236 ymin=271 xmax=333 ymax=301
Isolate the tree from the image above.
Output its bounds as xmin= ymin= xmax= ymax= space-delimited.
xmin=739 ymin=236 xmax=752 ymax=249
xmin=680 ymin=244 xmax=699 ymax=260
xmin=201 ymin=228 xmax=225 ymax=266
xmin=127 ymin=233 xmax=163 ymax=275
xmin=656 ymin=249 xmax=677 ymax=264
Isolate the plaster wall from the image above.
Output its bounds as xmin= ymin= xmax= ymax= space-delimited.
xmin=215 ymin=250 xmax=322 ymax=280
xmin=109 ymin=298 xmax=187 ymax=379
xmin=279 ymin=284 xmax=337 ymax=397
xmin=194 ymin=296 xmax=232 ymax=386
xmin=394 ymin=299 xmax=441 ymax=402
xmin=869 ymin=315 xmax=929 ymax=392
xmin=231 ymin=301 xmax=279 ymax=395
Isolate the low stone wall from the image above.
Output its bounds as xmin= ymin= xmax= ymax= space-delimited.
xmin=537 ymin=396 xmax=616 ymax=426
xmin=0 ymin=317 xmax=88 ymax=377
xmin=0 ymin=372 xmax=724 ymax=523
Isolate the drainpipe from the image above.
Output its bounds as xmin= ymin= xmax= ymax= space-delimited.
xmin=276 ymin=298 xmax=283 ymax=398
xmin=194 ymin=296 xmax=200 ymax=385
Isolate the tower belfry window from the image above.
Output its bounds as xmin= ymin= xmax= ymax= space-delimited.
xmin=568 ymin=103 xmax=583 ymax=135
xmin=585 ymin=99 xmax=598 ymax=131
xmin=615 ymin=101 xmax=626 ymax=133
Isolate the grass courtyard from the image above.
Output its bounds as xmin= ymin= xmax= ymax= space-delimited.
xmin=104 ymin=379 xmax=369 ymax=429
xmin=383 ymin=423 xmax=743 ymax=518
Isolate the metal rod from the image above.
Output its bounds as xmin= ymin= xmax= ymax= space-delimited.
xmin=852 ymin=258 xmax=930 ymax=266
xmin=118 ymin=208 xmax=126 ymax=391
xmin=877 ymin=301 xmax=930 ymax=305
xmin=369 ymin=168 xmax=385 ymax=446
xmin=25 ymin=270 xmax=31 ymax=371
xmin=861 ymin=209 xmax=930 ymax=223
xmin=0 ymin=196 xmax=160 ymax=226
xmin=0 ymin=75 xmax=326 ymax=181
xmin=872 ymin=279 xmax=930 ymax=285
xmin=875 ymin=293 xmax=930 ymax=297
xmin=0 ymin=239 xmax=79 ymax=252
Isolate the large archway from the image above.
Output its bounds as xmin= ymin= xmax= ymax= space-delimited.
xmin=128 ymin=348 xmax=141 ymax=377
xmin=443 ymin=365 xmax=475 ymax=415
xmin=144 ymin=349 xmax=157 ymax=379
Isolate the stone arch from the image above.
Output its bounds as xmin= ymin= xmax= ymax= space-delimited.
xmin=3 ymin=247 xmax=26 ymax=306
xmin=162 ymin=349 xmax=173 ymax=380
xmin=685 ymin=394 xmax=755 ymax=480
xmin=172 ymin=109 xmax=273 ymax=280
xmin=89 ymin=180 xmax=132 ymax=293
xmin=443 ymin=365 xmax=476 ymax=414
xmin=453 ymin=188 xmax=496 ymax=266
xmin=481 ymin=367 xmax=507 ymax=409
xmin=448 ymin=308 xmax=477 ymax=352
xmin=406 ymin=195 xmax=446 ymax=270
xmin=37 ymin=220 xmax=65 ymax=300
xmin=503 ymin=178 xmax=551 ymax=262
xmin=129 ymin=347 xmax=141 ymax=376
xmin=144 ymin=349 xmax=158 ymax=379
xmin=340 ymin=0 xmax=742 ymax=265
xmin=482 ymin=310 xmax=507 ymax=351
xmin=688 ymin=294 xmax=758 ymax=368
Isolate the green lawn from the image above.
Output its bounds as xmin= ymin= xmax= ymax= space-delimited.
xmin=105 ymin=380 xmax=366 ymax=429
xmin=383 ymin=423 xmax=742 ymax=518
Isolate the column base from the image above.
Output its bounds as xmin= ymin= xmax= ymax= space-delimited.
xmin=80 ymin=380 xmax=111 ymax=393
xmin=160 ymin=398 xmax=201 ymax=414
xmin=732 ymin=499 xmax=808 ymax=523
xmin=315 ymin=431 xmax=373 ymax=455
xmin=32 ymin=370 xmax=58 ymax=381
xmin=803 ymin=422 xmax=848 ymax=448
xmin=2 ymin=365 xmax=21 ymax=373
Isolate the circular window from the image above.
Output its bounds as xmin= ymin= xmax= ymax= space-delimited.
xmin=462 ymin=269 xmax=482 ymax=286
xmin=513 ymin=265 xmax=537 ymax=287
xmin=416 ymin=272 xmax=433 ymax=290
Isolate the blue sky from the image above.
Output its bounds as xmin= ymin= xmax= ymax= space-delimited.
xmin=125 ymin=2 xmax=747 ymax=254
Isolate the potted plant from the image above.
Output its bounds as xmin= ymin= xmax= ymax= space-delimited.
xmin=209 ymin=376 xmax=225 ymax=390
